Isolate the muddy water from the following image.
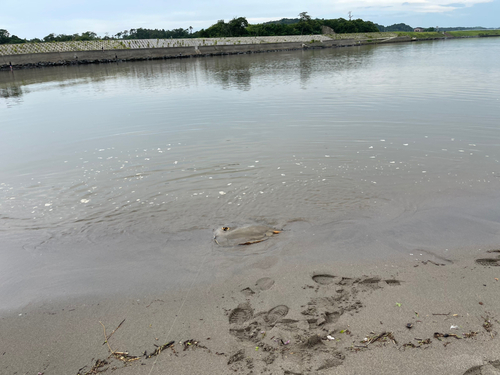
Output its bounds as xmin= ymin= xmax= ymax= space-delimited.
xmin=1 ymin=38 xmax=500 ymax=309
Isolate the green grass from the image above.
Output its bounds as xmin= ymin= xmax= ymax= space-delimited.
xmin=448 ymin=30 xmax=500 ymax=37
xmin=397 ymin=31 xmax=445 ymax=39
xmin=397 ymin=30 xmax=500 ymax=39
xmin=332 ymin=32 xmax=397 ymax=40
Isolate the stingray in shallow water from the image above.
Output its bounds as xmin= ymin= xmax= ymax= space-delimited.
xmin=213 ymin=225 xmax=281 ymax=246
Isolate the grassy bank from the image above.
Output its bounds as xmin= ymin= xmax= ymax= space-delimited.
xmin=396 ymin=29 xmax=500 ymax=39
xmin=448 ymin=29 xmax=500 ymax=37
xmin=397 ymin=31 xmax=444 ymax=39
xmin=329 ymin=32 xmax=398 ymax=40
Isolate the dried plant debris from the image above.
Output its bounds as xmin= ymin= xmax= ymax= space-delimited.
xmin=144 ymin=341 xmax=175 ymax=358
xmin=78 ymin=339 xmax=209 ymax=374
xmin=99 ymin=321 xmax=140 ymax=363
xmin=182 ymin=339 xmax=207 ymax=351
xmin=401 ymin=338 xmax=432 ymax=350
xmin=77 ymin=320 xmax=211 ymax=374
xmin=434 ymin=332 xmax=462 ymax=340
xmin=102 ymin=319 xmax=125 ymax=344
xmin=463 ymin=331 xmax=478 ymax=339
xmin=112 ymin=351 xmax=140 ymax=362
xmin=482 ymin=316 xmax=493 ymax=332
xmin=402 ymin=342 xmax=419 ymax=349
xmin=358 ymin=332 xmax=397 ymax=345
xmin=77 ymin=359 xmax=109 ymax=375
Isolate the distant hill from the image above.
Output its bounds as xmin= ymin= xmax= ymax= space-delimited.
xmin=263 ymin=18 xmax=301 ymax=25
xmin=375 ymin=23 xmax=413 ymax=32
xmin=438 ymin=26 xmax=499 ymax=31
xmin=374 ymin=24 xmax=500 ymax=32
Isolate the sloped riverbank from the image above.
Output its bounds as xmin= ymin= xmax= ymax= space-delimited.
xmin=2 ymin=31 xmax=498 ymax=70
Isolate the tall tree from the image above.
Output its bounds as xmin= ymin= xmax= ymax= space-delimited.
xmin=0 ymin=29 xmax=10 ymax=44
xmin=298 ymin=12 xmax=312 ymax=34
xmin=228 ymin=17 xmax=249 ymax=36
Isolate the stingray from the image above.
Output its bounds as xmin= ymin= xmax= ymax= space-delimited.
xmin=213 ymin=225 xmax=281 ymax=246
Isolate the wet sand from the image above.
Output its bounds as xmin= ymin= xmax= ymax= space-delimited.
xmin=2 ymin=244 xmax=500 ymax=375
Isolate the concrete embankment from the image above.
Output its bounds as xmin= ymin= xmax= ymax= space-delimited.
xmin=0 ymin=37 xmax=414 ymax=70
xmin=0 ymin=33 xmax=485 ymax=70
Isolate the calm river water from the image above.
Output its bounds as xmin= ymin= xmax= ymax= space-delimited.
xmin=1 ymin=38 xmax=500 ymax=309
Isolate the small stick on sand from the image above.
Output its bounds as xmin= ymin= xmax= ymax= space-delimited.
xmin=100 ymin=321 xmax=114 ymax=354
xmin=99 ymin=321 xmax=140 ymax=362
xmin=103 ymin=318 xmax=125 ymax=345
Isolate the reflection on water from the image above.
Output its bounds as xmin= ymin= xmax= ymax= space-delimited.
xmin=0 ymin=79 xmax=25 ymax=107
xmin=1 ymin=38 xmax=500 ymax=245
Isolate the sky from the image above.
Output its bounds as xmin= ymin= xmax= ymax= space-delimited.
xmin=1 ymin=0 xmax=499 ymax=39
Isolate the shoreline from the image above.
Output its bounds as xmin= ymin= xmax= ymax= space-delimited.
xmin=1 ymin=33 xmax=499 ymax=71
xmin=2 ymin=249 xmax=500 ymax=375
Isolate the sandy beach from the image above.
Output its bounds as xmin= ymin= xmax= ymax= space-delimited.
xmin=2 ymin=242 xmax=500 ymax=375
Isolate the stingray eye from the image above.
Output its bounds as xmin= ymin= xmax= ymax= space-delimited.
xmin=222 ymin=227 xmax=230 ymax=231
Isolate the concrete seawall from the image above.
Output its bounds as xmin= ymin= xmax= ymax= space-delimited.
xmin=0 ymin=36 xmax=434 ymax=70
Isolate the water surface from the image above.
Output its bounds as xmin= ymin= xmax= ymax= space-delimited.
xmin=1 ymin=38 xmax=500 ymax=309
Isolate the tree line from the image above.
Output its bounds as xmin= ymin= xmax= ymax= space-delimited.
xmin=374 ymin=23 xmax=414 ymax=32
xmin=198 ymin=14 xmax=379 ymax=37
xmin=0 ymin=14 xmax=382 ymax=45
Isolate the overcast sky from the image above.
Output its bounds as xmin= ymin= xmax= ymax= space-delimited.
xmin=2 ymin=0 xmax=499 ymax=39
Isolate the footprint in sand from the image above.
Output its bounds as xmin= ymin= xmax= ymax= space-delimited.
xmin=359 ymin=276 xmax=381 ymax=284
xmin=256 ymin=277 xmax=275 ymax=291
xmin=240 ymin=287 xmax=255 ymax=296
xmin=463 ymin=360 xmax=500 ymax=375
xmin=385 ymin=279 xmax=402 ymax=286
xmin=312 ymin=274 xmax=336 ymax=285
xmin=240 ymin=277 xmax=274 ymax=296
xmin=476 ymin=258 xmax=500 ymax=266
xmin=475 ymin=250 xmax=500 ymax=267
xmin=264 ymin=305 xmax=289 ymax=324
xmin=229 ymin=303 xmax=253 ymax=325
